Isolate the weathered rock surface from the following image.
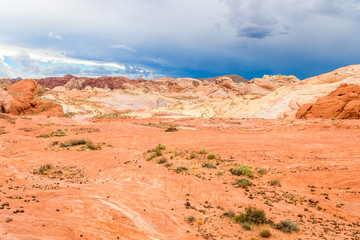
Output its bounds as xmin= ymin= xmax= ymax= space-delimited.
xmin=241 ymin=74 xmax=299 ymax=96
xmin=297 ymin=83 xmax=360 ymax=119
xmin=0 ymin=78 xmax=13 ymax=85
xmin=200 ymin=74 xmax=248 ymax=83
xmin=0 ymin=79 xmax=63 ymax=115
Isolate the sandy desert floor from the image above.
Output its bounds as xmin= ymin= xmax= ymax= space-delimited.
xmin=0 ymin=114 xmax=359 ymax=240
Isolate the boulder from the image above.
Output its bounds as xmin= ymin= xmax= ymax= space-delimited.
xmin=0 ymin=79 xmax=63 ymax=115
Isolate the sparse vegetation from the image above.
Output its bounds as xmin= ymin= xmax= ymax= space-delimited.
xmin=157 ymin=157 xmax=167 ymax=164
xmin=86 ymin=140 xmax=101 ymax=150
xmin=202 ymin=162 xmax=217 ymax=169
xmin=176 ymin=166 xmax=188 ymax=173
xmin=234 ymin=206 xmax=267 ymax=225
xmin=275 ymin=219 xmax=299 ymax=233
xmin=37 ymin=164 xmax=53 ymax=175
xmin=156 ymin=143 xmax=166 ymax=150
xmin=199 ymin=148 xmax=207 ymax=154
xmin=258 ymin=168 xmax=268 ymax=175
xmin=230 ymin=164 xmax=254 ymax=177
xmin=242 ymin=223 xmax=252 ymax=230
xmin=223 ymin=210 xmax=235 ymax=218
xmin=165 ymin=162 xmax=173 ymax=168
xmin=237 ymin=178 xmax=252 ymax=188
xmin=60 ymin=139 xmax=101 ymax=150
xmin=165 ymin=125 xmax=178 ymax=132
xmin=190 ymin=153 xmax=197 ymax=159
xmin=37 ymin=129 xmax=66 ymax=138
xmin=155 ymin=149 xmax=162 ymax=156
xmin=147 ymin=153 xmax=157 ymax=161
xmin=269 ymin=179 xmax=281 ymax=187
xmin=207 ymin=153 xmax=216 ymax=160
xmin=187 ymin=215 xmax=195 ymax=223
xmin=260 ymin=229 xmax=271 ymax=238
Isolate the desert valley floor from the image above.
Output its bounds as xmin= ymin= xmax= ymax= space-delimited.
xmin=0 ymin=115 xmax=359 ymax=240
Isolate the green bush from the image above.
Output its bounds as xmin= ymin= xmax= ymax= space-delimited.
xmin=207 ymin=153 xmax=216 ymax=160
xmin=187 ymin=215 xmax=195 ymax=223
xmin=202 ymin=162 xmax=217 ymax=169
xmin=38 ymin=164 xmax=52 ymax=175
xmin=275 ymin=220 xmax=299 ymax=233
xmin=155 ymin=149 xmax=163 ymax=156
xmin=147 ymin=153 xmax=157 ymax=161
xmin=157 ymin=157 xmax=167 ymax=164
xmin=234 ymin=206 xmax=267 ymax=225
xmin=156 ymin=143 xmax=166 ymax=150
xmin=237 ymin=178 xmax=252 ymax=188
xmin=199 ymin=148 xmax=207 ymax=154
xmin=260 ymin=229 xmax=271 ymax=238
xmin=230 ymin=164 xmax=254 ymax=177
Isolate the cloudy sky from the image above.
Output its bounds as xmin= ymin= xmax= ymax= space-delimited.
xmin=0 ymin=0 xmax=359 ymax=80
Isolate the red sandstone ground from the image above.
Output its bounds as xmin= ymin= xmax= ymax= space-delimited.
xmin=0 ymin=115 xmax=359 ymax=240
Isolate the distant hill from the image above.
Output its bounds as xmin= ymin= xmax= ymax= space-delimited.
xmin=199 ymin=74 xmax=248 ymax=83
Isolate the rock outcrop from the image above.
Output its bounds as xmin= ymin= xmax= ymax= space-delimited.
xmin=0 ymin=79 xmax=63 ymax=115
xmin=0 ymin=78 xmax=13 ymax=85
xmin=241 ymin=74 xmax=299 ymax=96
xmin=297 ymin=83 xmax=360 ymax=119
xmin=200 ymin=74 xmax=248 ymax=84
xmin=38 ymin=75 xmax=146 ymax=90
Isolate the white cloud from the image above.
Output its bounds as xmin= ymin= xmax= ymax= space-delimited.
xmin=48 ymin=32 xmax=63 ymax=40
xmin=109 ymin=44 xmax=136 ymax=53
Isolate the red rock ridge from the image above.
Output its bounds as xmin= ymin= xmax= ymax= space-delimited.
xmin=296 ymin=83 xmax=360 ymax=119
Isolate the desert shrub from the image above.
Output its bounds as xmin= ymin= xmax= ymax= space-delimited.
xmin=260 ymin=229 xmax=271 ymax=238
xmin=275 ymin=219 xmax=299 ymax=233
xmin=223 ymin=210 xmax=235 ymax=218
xmin=176 ymin=166 xmax=188 ymax=173
xmin=230 ymin=164 xmax=254 ymax=177
xmin=37 ymin=134 xmax=50 ymax=138
xmin=61 ymin=139 xmax=86 ymax=147
xmin=242 ymin=223 xmax=252 ymax=230
xmin=269 ymin=179 xmax=281 ymax=187
xmin=258 ymin=168 xmax=268 ymax=175
xmin=156 ymin=143 xmax=166 ymax=150
xmin=147 ymin=153 xmax=157 ymax=161
xmin=157 ymin=157 xmax=167 ymax=164
xmin=86 ymin=140 xmax=101 ymax=150
xmin=199 ymin=148 xmax=207 ymax=154
xmin=207 ymin=153 xmax=216 ymax=160
xmin=237 ymin=178 xmax=252 ymax=188
xmin=155 ymin=149 xmax=162 ymax=156
xmin=187 ymin=215 xmax=195 ymax=223
xmin=234 ymin=206 xmax=267 ymax=225
xmin=165 ymin=162 xmax=173 ymax=168
xmin=38 ymin=164 xmax=53 ymax=175
xmin=60 ymin=139 xmax=100 ymax=150
xmin=202 ymin=162 xmax=217 ymax=169
xmin=190 ymin=153 xmax=197 ymax=159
